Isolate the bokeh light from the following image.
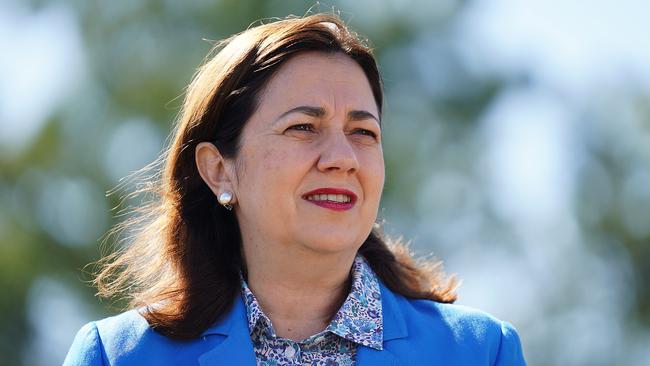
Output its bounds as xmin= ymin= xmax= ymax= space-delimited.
xmin=1 ymin=1 xmax=649 ymax=365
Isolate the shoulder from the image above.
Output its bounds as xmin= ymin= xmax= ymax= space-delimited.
xmin=382 ymin=286 xmax=526 ymax=365
xmin=63 ymin=321 xmax=105 ymax=365
xmin=63 ymin=310 xmax=226 ymax=366
xmin=406 ymin=298 xmax=518 ymax=343
xmin=406 ymin=297 xmax=503 ymax=336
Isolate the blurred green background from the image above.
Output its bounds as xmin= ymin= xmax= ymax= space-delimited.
xmin=1 ymin=0 xmax=649 ymax=365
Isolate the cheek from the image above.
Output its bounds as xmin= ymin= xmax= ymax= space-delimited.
xmin=262 ymin=146 xmax=288 ymax=170
xmin=360 ymin=152 xmax=385 ymax=193
xmin=237 ymin=144 xmax=296 ymax=197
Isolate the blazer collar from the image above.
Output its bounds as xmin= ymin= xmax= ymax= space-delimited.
xmin=354 ymin=281 xmax=408 ymax=365
xmin=198 ymin=281 xmax=408 ymax=366
xmin=198 ymin=296 xmax=256 ymax=365
xmin=378 ymin=281 xmax=408 ymax=342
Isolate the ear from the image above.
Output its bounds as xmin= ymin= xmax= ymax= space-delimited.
xmin=195 ymin=142 xmax=237 ymax=204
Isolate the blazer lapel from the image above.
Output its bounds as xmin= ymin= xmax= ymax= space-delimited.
xmin=198 ymin=295 xmax=257 ymax=366
xmin=357 ymin=346 xmax=401 ymax=366
xmin=356 ymin=282 xmax=408 ymax=366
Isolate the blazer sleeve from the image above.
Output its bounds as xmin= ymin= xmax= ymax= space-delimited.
xmin=63 ymin=322 xmax=106 ymax=366
xmin=494 ymin=321 xmax=526 ymax=366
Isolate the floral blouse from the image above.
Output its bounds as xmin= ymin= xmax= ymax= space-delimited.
xmin=240 ymin=255 xmax=383 ymax=366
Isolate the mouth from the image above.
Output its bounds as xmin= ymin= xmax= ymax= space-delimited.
xmin=302 ymin=188 xmax=357 ymax=211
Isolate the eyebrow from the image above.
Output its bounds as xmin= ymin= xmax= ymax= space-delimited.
xmin=276 ymin=105 xmax=380 ymax=124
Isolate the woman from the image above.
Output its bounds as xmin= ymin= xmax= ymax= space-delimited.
xmin=65 ymin=13 xmax=526 ymax=365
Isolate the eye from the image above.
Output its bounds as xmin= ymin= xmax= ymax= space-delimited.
xmin=287 ymin=123 xmax=315 ymax=132
xmin=352 ymin=128 xmax=378 ymax=138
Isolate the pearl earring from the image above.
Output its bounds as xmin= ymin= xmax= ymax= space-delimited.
xmin=218 ymin=191 xmax=233 ymax=210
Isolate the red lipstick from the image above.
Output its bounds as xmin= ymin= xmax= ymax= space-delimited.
xmin=302 ymin=188 xmax=357 ymax=211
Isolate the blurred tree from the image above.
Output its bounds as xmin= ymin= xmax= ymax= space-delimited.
xmin=1 ymin=0 xmax=649 ymax=365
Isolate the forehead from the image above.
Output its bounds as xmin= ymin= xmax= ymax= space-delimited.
xmin=255 ymin=52 xmax=378 ymax=117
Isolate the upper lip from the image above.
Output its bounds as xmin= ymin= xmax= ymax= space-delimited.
xmin=302 ymin=188 xmax=358 ymax=202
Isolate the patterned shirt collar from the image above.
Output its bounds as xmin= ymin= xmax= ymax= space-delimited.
xmin=240 ymin=254 xmax=384 ymax=350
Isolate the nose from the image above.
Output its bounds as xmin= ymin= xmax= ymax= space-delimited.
xmin=316 ymin=131 xmax=360 ymax=174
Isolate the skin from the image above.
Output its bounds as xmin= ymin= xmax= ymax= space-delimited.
xmin=195 ymin=52 xmax=385 ymax=341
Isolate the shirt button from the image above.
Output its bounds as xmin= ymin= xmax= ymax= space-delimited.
xmin=284 ymin=343 xmax=300 ymax=360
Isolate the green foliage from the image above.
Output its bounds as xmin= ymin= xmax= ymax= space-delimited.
xmin=2 ymin=0 xmax=649 ymax=365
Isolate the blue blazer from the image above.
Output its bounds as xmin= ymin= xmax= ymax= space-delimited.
xmin=64 ymin=282 xmax=526 ymax=365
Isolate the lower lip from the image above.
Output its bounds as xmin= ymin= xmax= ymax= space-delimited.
xmin=305 ymin=199 xmax=355 ymax=211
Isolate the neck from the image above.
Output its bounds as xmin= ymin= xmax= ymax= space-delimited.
xmin=243 ymin=245 xmax=357 ymax=341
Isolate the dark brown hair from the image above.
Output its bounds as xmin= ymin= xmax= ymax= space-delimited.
xmin=96 ymin=13 xmax=457 ymax=340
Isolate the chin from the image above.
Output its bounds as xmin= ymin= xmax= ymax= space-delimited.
xmin=297 ymin=230 xmax=367 ymax=255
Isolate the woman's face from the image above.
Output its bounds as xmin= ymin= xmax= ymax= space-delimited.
xmin=232 ymin=52 xmax=384 ymax=255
